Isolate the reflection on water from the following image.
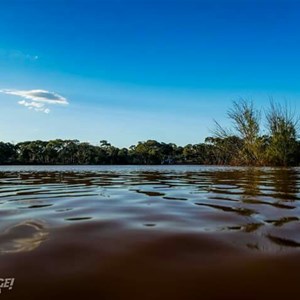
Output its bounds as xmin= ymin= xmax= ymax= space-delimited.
xmin=0 ymin=166 xmax=300 ymax=253
xmin=0 ymin=219 xmax=48 ymax=254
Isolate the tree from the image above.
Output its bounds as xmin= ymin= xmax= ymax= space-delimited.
xmin=266 ymin=102 xmax=299 ymax=166
xmin=0 ymin=142 xmax=16 ymax=164
xmin=227 ymin=99 xmax=264 ymax=165
xmin=205 ymin=136 xmax=243 ymax=165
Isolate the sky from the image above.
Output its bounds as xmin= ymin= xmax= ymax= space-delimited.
xmin=0 ymin=0 xmax=300 ymax=147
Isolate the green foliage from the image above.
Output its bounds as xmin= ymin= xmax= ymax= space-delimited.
xmin=205 ymin=136 xmax=243 ymax=165
xmin=213 ymin=100 xmax=299 ymax=166
xmin=266 ymin=102 xmax=298 ymax=166
xmin=0 ymin=139 xmax=216 ymax=165
xmin=227 ymin=100 xmax=264 ymax=165
xmin=0 ymin=142 xmax=16 ymax=164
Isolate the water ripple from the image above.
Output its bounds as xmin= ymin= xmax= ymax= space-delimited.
xmin=0 ymin=166 xmax=300 ymax=253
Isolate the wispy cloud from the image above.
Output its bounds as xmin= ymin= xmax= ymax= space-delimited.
xmin=0 ymin=49 xmax=39 ymax=61
xmin=0 ymin=89 xmax=69 ymax=113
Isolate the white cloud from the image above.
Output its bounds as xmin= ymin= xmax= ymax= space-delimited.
xmin=0 ymin=89 xmax=69 ymax=113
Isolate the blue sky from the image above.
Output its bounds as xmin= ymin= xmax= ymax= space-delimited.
xmin=0 ymin=0 xmax=300 ymax=147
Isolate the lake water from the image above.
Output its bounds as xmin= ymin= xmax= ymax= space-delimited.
xmin=0 ymin=165 xmax=300 ymax=299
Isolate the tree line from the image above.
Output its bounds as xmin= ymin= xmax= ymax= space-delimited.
xmin=0 ymin=100 xmax=299 ymax=166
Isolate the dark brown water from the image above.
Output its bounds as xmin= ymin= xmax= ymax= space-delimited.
xmin=0 ymin=165 xmax=300 ymax=299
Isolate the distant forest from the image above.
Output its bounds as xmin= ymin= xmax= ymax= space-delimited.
xmin=1 ymin=100 xmax=299 ymax=166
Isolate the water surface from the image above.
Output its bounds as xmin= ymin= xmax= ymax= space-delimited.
xmin=1 ymin=165 xmax=300 ymax=299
